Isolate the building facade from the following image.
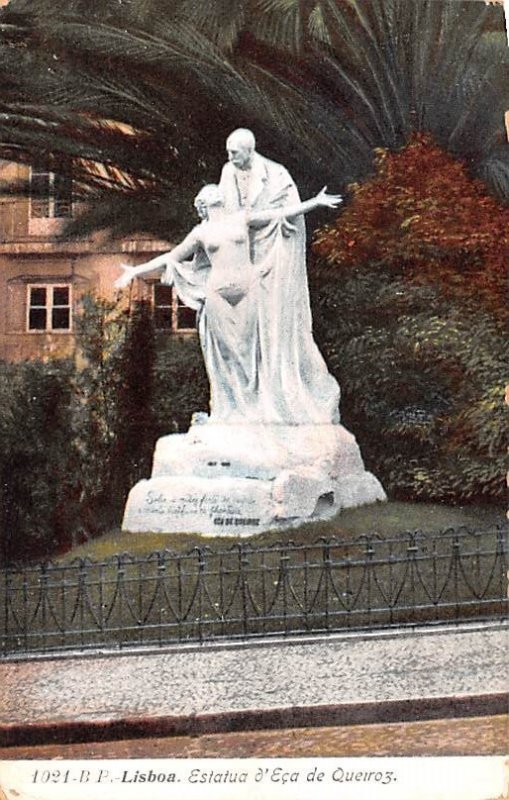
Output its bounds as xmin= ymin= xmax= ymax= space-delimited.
xmin=0 ymin=160 xmax=195 ymax=363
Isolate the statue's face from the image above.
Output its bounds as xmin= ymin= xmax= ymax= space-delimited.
xmin=194 ymin=185 xmax=223 ymax=219
xmin=227 ymin=142 xmax=253 ymax=170
xmin=195 ymin=199 xmax=208 ymax=220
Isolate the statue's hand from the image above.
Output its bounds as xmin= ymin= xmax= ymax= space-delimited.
xmin=114 ymin=264 xmax=136 ymax=289
xmin=315 ymin=186 xmax=343 ymax=209
xmin=281 ymin=219 xmax=298 ymax=237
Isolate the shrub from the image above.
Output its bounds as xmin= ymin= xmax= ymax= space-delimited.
xmin=311 ymin=135 xmax=508 ymax=503
xmin=74 ymin=295 xmax=158 ymax=529
xmin=0 ymin=359 xmax=80 ymax=564
xmin=0 ymin=296 xmax=162 ymax=564
xmin=153 ymin=334 xmax=209 ymax=434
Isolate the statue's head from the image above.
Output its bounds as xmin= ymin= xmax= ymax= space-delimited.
xmin=226 ymin=128 xmax=255 ymax=170
xmin=194 ymin=184 xmax=224 ymax=219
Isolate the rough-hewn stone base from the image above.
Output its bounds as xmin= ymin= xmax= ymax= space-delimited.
xmin=122 ymin=420 xmax=386 ymax=535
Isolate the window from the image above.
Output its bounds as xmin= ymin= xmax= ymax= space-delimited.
xmin=27 ymin=285 xmax=72 ymax=332
xmin=30 ymin=166 xmax=73 ymax=219
xmin=153 ymin=283 xmax=196 ymax=332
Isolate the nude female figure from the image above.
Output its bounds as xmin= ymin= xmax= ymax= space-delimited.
xmin=115 ymin=185 xmax=342 ymax=423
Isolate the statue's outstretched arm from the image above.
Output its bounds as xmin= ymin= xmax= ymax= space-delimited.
xmin=248 ymin=186 xmax=342 ymax=227
xmin=114 ymin=230 xmax=200 ymax=289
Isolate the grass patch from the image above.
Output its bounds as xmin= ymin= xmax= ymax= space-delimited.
xmin=62 ymin=500 xmax=506 ymax=563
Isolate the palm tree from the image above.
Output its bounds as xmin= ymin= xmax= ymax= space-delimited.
xmin=0 ymin=0 xmax=506 ymax=240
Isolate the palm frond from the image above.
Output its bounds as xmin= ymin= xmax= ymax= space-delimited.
xmin=0 ymin=0 xmax=506 ymax=245
xmin=177 ymin=0 xmax=246 ymax=52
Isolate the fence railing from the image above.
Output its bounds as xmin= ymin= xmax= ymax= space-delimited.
xmin=1 ymin=526 xmax=507 ymax=658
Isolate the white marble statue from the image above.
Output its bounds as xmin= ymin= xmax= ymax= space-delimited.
xmin=116 ymin=182 xmax=342 ymax=425
xmin=117 ymin=129 xmax=386 ymax=535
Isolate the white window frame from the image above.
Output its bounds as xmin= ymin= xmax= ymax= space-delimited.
xmin=29 ymin=166 xmax=73 ymax=220
xmin=26 ymin=283 xmax=73 ymax=334
xmin=152 ymin=282 xmax=196 ymax=333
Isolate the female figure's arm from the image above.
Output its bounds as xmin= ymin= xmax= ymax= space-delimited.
xmin=114 ymin=230 xmax=200 ymax=289
xmin=247 ymin=187 xmax=342 ymax=227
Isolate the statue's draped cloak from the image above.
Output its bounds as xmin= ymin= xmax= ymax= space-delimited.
xmin=170 ymin=153 xmax=340 ymax=425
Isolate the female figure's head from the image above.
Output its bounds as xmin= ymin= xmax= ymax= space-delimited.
xmin=194 ymin=184 xmax=224 ymax=220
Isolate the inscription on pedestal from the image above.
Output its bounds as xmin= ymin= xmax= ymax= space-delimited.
xmin=142 ymin=490 xmax=260 ymax=521
xmin=213 ymin=517 xmax=260 ymax=527
xmin=122 ymin=475 xmax=275 ymax=534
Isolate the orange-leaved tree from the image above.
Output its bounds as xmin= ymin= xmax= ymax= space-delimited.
xmin=315 ymin=134 xmax=508 ymax=322
xmin=311 ymin=134 xmax=508 ymax=504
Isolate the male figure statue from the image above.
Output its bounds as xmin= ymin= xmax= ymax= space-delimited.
xmin=218 ymin=128 xmax=340 ymax=425
xmin=219 ymin=128 xmax=300 ymax=233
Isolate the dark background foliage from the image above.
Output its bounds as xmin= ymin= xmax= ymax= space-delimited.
xmin=0 ymin=359 xmax=80 ymax=563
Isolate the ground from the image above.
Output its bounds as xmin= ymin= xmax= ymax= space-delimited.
xmin=63 ymin=500 xmax=505 ymax=561
xmin=0 ymin=716 xmax=506 ymax=759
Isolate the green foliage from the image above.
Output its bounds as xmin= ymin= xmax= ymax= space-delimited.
xmin=0 ymin=359 xmax=80 ymax=564
xmin=74 ymin=295 xmax=158 ymax=527
xmin=112 ymin=300 xmax=158 ymax=496
xmin=73 ymin=295 xmax=128 ymax=527
xmin=153 ymin=334 xmax=209 ymax=434
xmin=311 ymin=267 xmax=508 ymax=504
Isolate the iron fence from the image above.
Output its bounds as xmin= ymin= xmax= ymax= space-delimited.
xmin=1 ymin=526 xmax=507 ymax=658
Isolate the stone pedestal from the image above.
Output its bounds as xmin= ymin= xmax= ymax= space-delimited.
xmin=122 ymin=418 xmax=386 ymax=535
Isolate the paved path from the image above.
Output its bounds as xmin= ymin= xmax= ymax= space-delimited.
xmin=0 ymin=622 xmax=507 ymax=747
